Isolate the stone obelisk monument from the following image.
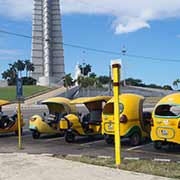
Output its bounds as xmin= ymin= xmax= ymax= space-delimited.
xmin=32 ymin=0 xmax=65 ymax=86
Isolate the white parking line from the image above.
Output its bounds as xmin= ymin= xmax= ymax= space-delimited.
xmin=154 ymin=158 xmax=171 ymax=162
xmin=43 ymin=136 xmax=65 ymax=142
xmin=124 ymin=157 xmax=140 ymax=160
xmin=81 ymin=139 xmax=104 ymax=146
xmin=127 ymin=143 xmax=153 ymax=151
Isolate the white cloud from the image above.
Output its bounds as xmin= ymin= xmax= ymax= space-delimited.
xmin=1 ymin=0 xmax=180 ymax=34
xmin=114 ymin=18 xmax=150 ymax=34
xmin=0 ymin=0 xmax=32 ymax=20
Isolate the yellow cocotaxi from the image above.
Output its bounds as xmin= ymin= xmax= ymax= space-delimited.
xmin=59 ymin=96 xmax=111 ymax=143
xmin=151 ymin=93 xmax=180 ymax=149
xmin=102 ymin=94 xmax=151 ymax=146
xmin=29 ymin=97 xmax=76 ymax=139
xmin=0 ymin=100 xmax=24 ymax=135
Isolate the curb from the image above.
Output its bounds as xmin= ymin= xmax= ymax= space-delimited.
xmin=53 ymin=154 xmax=180 ymax=163
xmin=3 ymin=105 xmax=47 ymax=111
xmin=0 ymin=152 xmax=179 ymax=163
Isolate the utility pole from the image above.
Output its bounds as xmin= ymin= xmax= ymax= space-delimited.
xmin=16 ymin=72 xmax=23 ymax=150
xmin=109 ymin=64 xmax=112 ymax=96
xmin=112 ymin=61 xmax=121 ymax=168
xmin=122 ymin=46 xmax=127 ymax=86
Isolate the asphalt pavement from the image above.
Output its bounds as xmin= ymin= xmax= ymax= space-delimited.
xmin=0 ymin=107 xmax=179 ymax=162
xmin=0 ymin=129 xmax=179 ymax=162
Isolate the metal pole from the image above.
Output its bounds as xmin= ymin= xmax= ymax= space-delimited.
xmin=109 ymin=64 xmax=112 ymax=96
xmin=112 ymin=62 xmax=121 ymax=168
xmin=17 ymin=101 xmax=22 ymax=149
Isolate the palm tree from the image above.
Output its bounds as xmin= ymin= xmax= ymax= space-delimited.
xmin=173 ymin=79 xmax=180 ymax=89
xmin=24 ymin=60 xmax=34 ymax=77
xmin=29 ymin=63 xmax=35 ymax=76
xmin=2 ymin=71 xmax=9 ymax=80
xmin=14 ymin=60 xmax=25 ymax=77
xmin=2 ymin=68 xmax=18 ymax=85
xmin=63 ymin=74 xmax=74 ymax=87
xmin=24 ymin=60 xmax=31 ymax=77
xmin=85 ymin=64 xmax=92 ymax=76
xmin=79 ymin=63 xmax=92 ymax=76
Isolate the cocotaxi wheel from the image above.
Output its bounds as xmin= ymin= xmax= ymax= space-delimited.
xmin=32 ymin=130 xmax=41 ymax=139
xmin=104 ymin=134 xmax=114 ymax=144
xmin=130 ymin=132 xmax=141 ymax=146
xmin=15 ymin=128 xmax=23 ymax=136
xmin=65 ymin=131 xmax=76 ymax=143
xmin=153 ymin=141 xmax=162 ymax=150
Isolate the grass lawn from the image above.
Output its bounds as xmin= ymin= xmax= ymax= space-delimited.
xmin=0 ymin=85 xmax=52 ymax=101
xmin=57 ymin=155 xmax=180 ymax=179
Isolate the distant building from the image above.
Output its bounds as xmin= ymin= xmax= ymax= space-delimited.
xmin=32 ymin=0 xmax=65 ymax=86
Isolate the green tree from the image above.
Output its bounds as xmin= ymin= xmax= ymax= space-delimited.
xmin=13 ymin=60 xmax=25 ymax=77
xmin=2 ymin=70 xmax=9 ymax=80
xmin=2 ymin=68 xmax=17 ymax=85
xmin=28 ymin=63 xmax=35 ymax=75
xmin=125 ymin=78 xmax=143 ymax=86
xmin=77 ymin=76 xmax=96 ymax=88
xmin=24 ymin=60 xmax=35 ymax=77
xmin=148 ymin=84 xmax=162 ymax=89
xmin=2 ymin=60 xmax=36 ymax=86
xmin=63 ymin=74 xmax=74 ymax=87
xmin=98 ymin=76 xmax=111 ymax=85
xmin=79 ymin=63 xmax=92 ymax=76
xmin=163 ymin=85 xmax=173 ymax=90
xmin=173 ymin=79 xmax=180 ymax=89
xmin=89 ymin=73 xmax=97 ymax=78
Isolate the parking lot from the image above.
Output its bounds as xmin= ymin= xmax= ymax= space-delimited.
xmin=1 ymin=108 xmax=180 ymax=162
xmin=0 ymin=130 xmax=179 ymax=162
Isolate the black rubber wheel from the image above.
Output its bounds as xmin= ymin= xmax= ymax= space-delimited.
xmin=15 ymin=128 xmax=23 ymax=136
xmin=104 ymin=135 xmax=114 ymax=144
xmin=32 ymin=131 xmax=41 ymax=139
xmin=153 ymin=141 xmax=162 ymax=150
xmin=130 ymin=132 xmax=141 ymax=146
xmin=65 ymin=132 xmax=75 ymax=143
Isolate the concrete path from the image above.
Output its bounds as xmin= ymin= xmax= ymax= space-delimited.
xmin=24 ymin=86 xmax=66 ymax=105
xmin=0 ymin=153 xmax=172 ymax=180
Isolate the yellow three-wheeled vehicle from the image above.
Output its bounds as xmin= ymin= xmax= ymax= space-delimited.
xmin=59 ymin=96 xmax=111 ymax=142
xmin=29 ymin=97 xmax=76 ymax=139
xmin=151 ymin=93 xmax=180 ymax=149
xmin=102 ymin=94 xmax=151 ymax=146
xmin=0 ymin=100 xmax=24 ymax=135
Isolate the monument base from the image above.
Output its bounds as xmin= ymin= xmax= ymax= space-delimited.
xmin=37 ymin=76 xmax=64 ymax=87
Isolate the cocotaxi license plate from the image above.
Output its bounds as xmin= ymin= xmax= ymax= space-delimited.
xmin=161 ymin=130 xmax=168 ymax=136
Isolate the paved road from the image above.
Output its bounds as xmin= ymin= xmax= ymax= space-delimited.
xmin=0 ymin=130 xmax=179 ymax=162
xmin=1 ymin=107 xmax=180 ymax=162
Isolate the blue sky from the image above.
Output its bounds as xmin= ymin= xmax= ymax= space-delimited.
xmin=1 ymin=0 xmax=180 ymax=87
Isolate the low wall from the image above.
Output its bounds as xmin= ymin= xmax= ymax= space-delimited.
xmin=0 ymin=80 xmax=8 ymax=87
xmin=74 ymin=86 xmax=177 ymax=98
xmin=56 ymin=86 xmax=79 ymax=99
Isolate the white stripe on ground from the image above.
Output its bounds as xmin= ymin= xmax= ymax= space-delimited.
xmin=127 ymin=143 xmax=153 ymax=151
xmin=154 ymin=158 xmax=171 ymax=162
xmin=80 ymin=139 xmax=104 ymax=146
xmin=124 ymin=157 xmax=140 ymax=160
xmin=43 ymin=136 xmax=65 ymax=142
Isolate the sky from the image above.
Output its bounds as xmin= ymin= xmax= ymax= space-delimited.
xmin=1 ymin=0 xmax=180 ymax=87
